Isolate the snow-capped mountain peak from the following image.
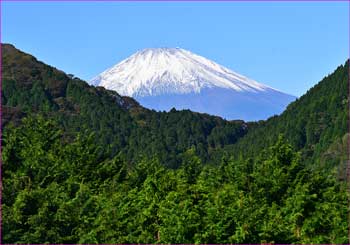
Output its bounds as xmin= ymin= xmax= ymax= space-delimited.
xmin=90 ymin=48 xmax=296 ymax=121
xmin=90 ymin=47 xmax=272 ymax=97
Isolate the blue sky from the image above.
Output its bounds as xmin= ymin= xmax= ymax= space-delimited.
xmin=2 ymin=1 xmax=349 ymax=96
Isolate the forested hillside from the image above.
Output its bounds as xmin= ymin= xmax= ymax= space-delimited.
xmin=2 ymin=43 xmax=247 ymax=168
xmin=2 ymin=44 xmax=349 ymax=243
xmin=222 ymin=61 xmax=349 ymax=177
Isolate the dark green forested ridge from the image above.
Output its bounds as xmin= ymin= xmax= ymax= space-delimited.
xmin=2 ymin=43 xmax=349 ymax=243
xmin=2 ymin=43 xmax=247 ymax=168
xmin=223 ymin=60 xmax=349 ymax=177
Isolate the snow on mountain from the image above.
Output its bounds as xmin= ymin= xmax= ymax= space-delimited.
xmin=90 ymin=48 xmax=296 ymax=121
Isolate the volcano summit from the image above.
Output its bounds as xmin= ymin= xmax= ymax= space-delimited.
xmin=90 ymin=48 xmax=296 ymax=121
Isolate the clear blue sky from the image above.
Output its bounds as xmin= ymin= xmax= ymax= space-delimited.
xmin=2 ymin=1 xmax=349 ymax=96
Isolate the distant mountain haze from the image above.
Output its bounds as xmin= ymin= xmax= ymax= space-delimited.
xmin=91 ymin=48 xmax=296 ymax=121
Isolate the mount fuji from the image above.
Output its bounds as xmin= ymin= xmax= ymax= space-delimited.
xmin=90 ymin=48 xmax=296 ymax=121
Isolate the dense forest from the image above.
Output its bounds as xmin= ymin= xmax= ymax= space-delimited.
xmin=3 ymin=116 xmax=348 ymax=243
xmin=2 ymin=43 xmax=247 ymax=168
xmin=2 ymin=43 xmax=349 ymax=243
xmin=225 ymin=61 xmax=349 ymax=176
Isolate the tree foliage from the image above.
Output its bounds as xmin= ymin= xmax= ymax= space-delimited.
xmin=3 ymin=116 xmax=348 ymax=243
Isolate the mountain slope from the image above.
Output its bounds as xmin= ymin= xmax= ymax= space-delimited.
xmin=222 ymin=60 xmax=349 ymax=177
xmin=91 ymin=48 xmax=296 ymax=121
xmin=1 ymin=43 xmax=248 ymax=168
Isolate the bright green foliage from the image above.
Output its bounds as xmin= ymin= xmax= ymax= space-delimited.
xmin=3 ymin=116 xmax=348 ymax=243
